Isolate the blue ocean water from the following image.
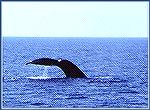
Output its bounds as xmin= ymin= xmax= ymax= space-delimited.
xmin=2 ymin=37 xmax=148 ymax=108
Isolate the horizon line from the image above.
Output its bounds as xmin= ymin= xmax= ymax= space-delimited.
xmin=2 ymin=36 xmax=148 ymax=38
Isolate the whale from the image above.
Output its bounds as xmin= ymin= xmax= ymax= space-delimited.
xmin=26 ymin=58 xmax=87 ymax=78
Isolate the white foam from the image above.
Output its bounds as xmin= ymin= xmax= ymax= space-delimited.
xmin=27 ymin=76 xmax=51 ymax=79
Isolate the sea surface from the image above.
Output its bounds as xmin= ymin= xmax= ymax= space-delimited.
xmin=2 ymin=37 xmax=148 ymax=108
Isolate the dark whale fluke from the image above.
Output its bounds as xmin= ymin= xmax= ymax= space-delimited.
xmin=26 ymin=58 xmax=87 ymax=78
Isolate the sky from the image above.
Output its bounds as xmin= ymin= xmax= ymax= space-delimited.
xmin=2 ymin=2 xmax=149 ymax=37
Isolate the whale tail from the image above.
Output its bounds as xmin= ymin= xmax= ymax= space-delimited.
xmin=26 ymin=58 xmax=87 ymax=78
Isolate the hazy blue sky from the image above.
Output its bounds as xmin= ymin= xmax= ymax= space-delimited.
xmin=2 ymin=2 xmax=149 ymax=37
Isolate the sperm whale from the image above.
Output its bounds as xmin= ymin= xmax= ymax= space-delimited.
xmin=26 ymin=58 xmax=87 ymax=78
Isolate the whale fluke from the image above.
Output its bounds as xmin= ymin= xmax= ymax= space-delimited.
xmin=26 ymin=58 xmax=87 ymax=78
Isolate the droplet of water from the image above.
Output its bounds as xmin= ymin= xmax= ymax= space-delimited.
xmin=43 ymin=66 xmax=48 ymax=77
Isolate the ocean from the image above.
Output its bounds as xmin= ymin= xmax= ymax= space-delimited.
xmin=2 ymin=37 xmax=148 ymax=108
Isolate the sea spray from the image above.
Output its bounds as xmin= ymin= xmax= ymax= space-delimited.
xmin=43 ymin=66 xmax=48 ymax=77
xmin=27 ymin=66 xmax=51 ymax=79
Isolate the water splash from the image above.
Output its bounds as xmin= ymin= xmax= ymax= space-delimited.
xmin=43 ymin=66 xmax=48 ymax=77
xmin=27 ymin=66 xmax=51 ymax=79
